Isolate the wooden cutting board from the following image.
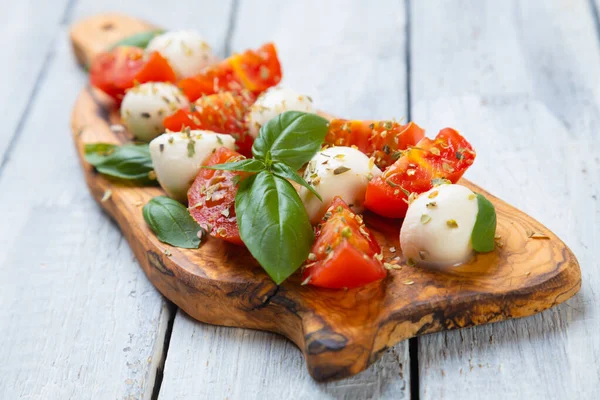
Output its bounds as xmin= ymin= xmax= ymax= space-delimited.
xmin=69 ymin=14 xmax=581 ymax=382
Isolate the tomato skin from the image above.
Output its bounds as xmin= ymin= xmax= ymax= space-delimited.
xmin=89 ymin=47 xmax=176 ymax=103
xmin=364 ymin=128 xmax=476 ymax=218
xmin=188 ymin=147 xmax=247 ymax=245
xmin=325 ymin=120 xmax=425 ymax=169
xmin=163 ymin=90 xmax=256 ymax=157
xmin=302 ymin=197 xmax=386 ymax=289
xmin=178 ymin=43 xmax=282 ymax=102
xmin=134 ymin=51 xmax=177 ymax=85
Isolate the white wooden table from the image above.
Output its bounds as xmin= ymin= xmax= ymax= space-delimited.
xmin=0 ymin=0 xmax=598 ymax=399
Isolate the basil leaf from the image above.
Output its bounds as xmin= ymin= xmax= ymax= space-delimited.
xmin=471 ymin=193 xmax=497 ymax=252
xmin=108 ymin=30 xmax=165 ymax=50
xmin=252 ymin=111 xmax=329 ymax=169
xmin=204 ymin=159 xmax=266 ymax=172
xmin=84 ymin=143 xmax=117 ymax=164
xmin=236 ymin=171 xmax=314 ymax=284
xmin=85 ymin=143 xmax=156 ymax=184
xmin=143 ymin=196 xmax=202 ymax=248
xmin=271 ymin=162 xmax=322 ymax=201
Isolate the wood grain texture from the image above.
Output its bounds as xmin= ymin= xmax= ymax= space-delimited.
xmin=0 ymin=23 xmax=171 ymax=400
xmin=411 ymin=0 xmax=599 ymax=398
xmin=70 ymin=11 xmax=580 ymax=383
xmin=0 ymin=0 xmax=72 ymax=163
xmin=161 ymin=0 xmax=412 ymax=396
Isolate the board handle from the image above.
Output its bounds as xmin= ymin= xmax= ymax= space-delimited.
xmin=70 ymin=13 xmax=155 ymax=67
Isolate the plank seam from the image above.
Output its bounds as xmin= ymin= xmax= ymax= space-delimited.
xmin=589 ymin=0 xmax=600 ymax=49
xmin=0 ymin=40 xmax=59 ymax=178
xmin=60 ymin=0 xmax=79 ymax=25
xmin=151 ymin=300 xmax=177 ymax=400
xmin=405 ymin=0 xmax=420 ymax=399
xmin=223 ymin=0 xmax=240 ymax=56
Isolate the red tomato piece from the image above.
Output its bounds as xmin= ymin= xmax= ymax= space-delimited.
xmin=89 ymin=47 xmax=176 ymax=103
xmin=134 ymin=51 xmax=177 ymax=86
xmin=163 ymin=90 xmax=256 ymax=157
xmin=364 ymin=128 xmax=476 ymax=218
xmin=302 ymin=197 xmax=386 ymax=289
xmin=325 ymin=120 xmax=425 ymax=169
xmin=178 ymin=43 xmax=282 ymax=102
xmin=188 ymin=147 xmax=247 ymax=245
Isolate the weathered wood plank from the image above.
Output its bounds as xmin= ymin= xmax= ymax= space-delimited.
xmin=159 ymin=0 xmax=411 ymax=398
xmin=0 ymin=0 xmax=72 ymax=166
xmin=0 ymin=28 xmax=171 ymax=400
xmin=411 ymin=0 xmax=599 ymax=398
xmin=0 ymin=1 xmax=233 ymax=399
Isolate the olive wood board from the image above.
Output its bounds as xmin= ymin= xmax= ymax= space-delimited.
xmin=69 ymin=14 xmax=582 ymax=381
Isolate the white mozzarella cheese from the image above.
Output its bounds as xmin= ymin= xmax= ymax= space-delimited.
xmin=149 ymin=130 xmax=235 ymax=202
xmin=245 ymin=86 xmax=315 ymax=138
xmin=400 ymin=184 xmax=479 ymax=268
xmin=299 ymin=146 xmax=382 ymax=224
xmin=120 ymin=82 xmax=189 ymax=142
xmin=146 ymin=31 xmax=217 ymax=79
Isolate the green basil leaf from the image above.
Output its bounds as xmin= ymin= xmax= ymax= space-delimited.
xmin=236 ymin=171 xmax=314 ymax=284
xmin=204 ymin=159 xmax=266 ymax=172
xmin=471 ymin=193 xmax=497 ymax=252
xmin=108 ymin=30 xmax=165 ymax=50
xmin=143 ymin=196 xmax=202 ymax=249
xmin=271 ymin=162 xmax=322 ymax=201
xmin=84 ymin=143 xmax=117 ymax=164
xmin=252 ymin=111 xmax=329 ymax=169
xmin=85 ymin=143 xmax=156 ymax=184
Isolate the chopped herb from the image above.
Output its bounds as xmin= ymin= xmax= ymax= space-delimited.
xmin=446 ymin=219 xmax=458 ymax=228
xmin=431 ymin=178 xmax=451 ymax=186
xmin=426 ymin=201 xmax=437 ymax=208
xmin=101 ymin=189 xmax=112 ymax=202
xmin=333 ymin=166 xmax=351 ymax=175
xmin=421 ymin=214 xmax=432 ymax=224
xmin=341 ymin=226 xmax=352 ymax=238
xmin=526 ymin=230 xmax=549 ymax=239
xmin=430 ymin=147 xmax=440 ymax=156
xmin=187 ymin=140 xmax=196 ymax=157
xmin=159 ymin=144 xmax=165 ymax=153
xmin=442 ymin=163 xmax=455 ymax=173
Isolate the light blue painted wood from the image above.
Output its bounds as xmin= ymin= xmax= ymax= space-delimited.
xmin=411 ymin=1 xmax=600 ymax=398
xmin=0 ymin=0 xmax=72 ymax=167
xmin=159 ymin=1 xmax=411 ymax=399
xmin=0 ymin=1 xmax=233 ymax=399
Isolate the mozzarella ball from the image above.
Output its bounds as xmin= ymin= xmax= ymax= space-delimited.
xmin=121 ymin=82 xmax=188 ymax=142
xmin=149 ymin=130 xmax=235 ymax=202
xmin=146 ymin=31 xmax=217 ymax=79
xmin=299 ymin=146 xmax=382 ymax=224
xmin=400 ymin=184 xmax=479 ymax=268
xmin=245 ymin=87 xmax=315 ymax=138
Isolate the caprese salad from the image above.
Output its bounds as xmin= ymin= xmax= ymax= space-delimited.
xmin=84 ymin=29 xmax=498 ymax=289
